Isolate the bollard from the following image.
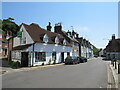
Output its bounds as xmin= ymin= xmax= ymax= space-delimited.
xmin=115 ymin=60 xmax=117 ymax=69
xmin=118 ymin=63 xmax=120 ymax=74
xmin=113 ymin=61 xmax=114 ymax=67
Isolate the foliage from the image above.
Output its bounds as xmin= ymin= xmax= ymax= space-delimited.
xmin=48 ymin=59 xmax=51 ymax=65
xmin=2 ymin=18 xmax=20 ymax=37
xmin=8 ymin=61 xmax=21 ymax=68
xmin=93 ymin=46 xmax=99 ymax=55
xmin=53 ymin=60 xmax=56 ymax=64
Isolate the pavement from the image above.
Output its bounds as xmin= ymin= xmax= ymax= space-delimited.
xmin=0 ymin=57 xmax=96 ymax=75
xmin=108 ymin=61 xmax=119 ymax=89
xmin=2 ymin=57 xmax=108 ymax=88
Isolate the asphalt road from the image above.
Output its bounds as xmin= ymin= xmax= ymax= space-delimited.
xmin=2 ymin=57 xmax=109 ymax=88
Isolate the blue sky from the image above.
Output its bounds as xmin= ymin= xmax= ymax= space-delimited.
xmin=2 ymin=2 xmax=118 ymax=49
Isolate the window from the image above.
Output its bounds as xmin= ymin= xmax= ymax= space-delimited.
xmin=63 ymin=39 xmax=67 ymax=45
xmin=23 ymin=37 xmax=26 ymax=44
xmin=0 ymin=48 xmax=2 ymax=53
xmin=0 ymin=41 xmax=2 ymax=46
xmin=55 ymin=37 xmax=59 ymax=44
xmin=0 ymin=34 xmax=2 ymax=38
xmin=52 ymin=52 xmax=56 ymax=61
xmin=43 ymin=34 xmax=48 ymax=43
xmin=4 ymin=41 xmax=8 ymax=47
xmin=35 ymin=52 xmax=46 ymax=62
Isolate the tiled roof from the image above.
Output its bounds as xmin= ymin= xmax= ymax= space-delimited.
xmin=106 ymin=39 xmax=120 ymax=52
xmin=22 ymin=23 xmax=72 ymax=47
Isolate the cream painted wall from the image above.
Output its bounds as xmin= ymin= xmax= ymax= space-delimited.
xmin=13 ymin=25 xmax=34 ymax=47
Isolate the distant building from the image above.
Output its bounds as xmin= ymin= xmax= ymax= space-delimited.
xmin=105 ymin=34 xmax=120 ymax=59
xmin=98 ymin=49 xmax=104 ymax=57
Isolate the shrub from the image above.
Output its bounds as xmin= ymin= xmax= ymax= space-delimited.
xmin=53 ymin=60 xmax=56 ymax=64
xmin=8 ymin=61 xmax=21 ymax=69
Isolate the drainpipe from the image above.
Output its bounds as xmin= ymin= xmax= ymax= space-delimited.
xmin=32 ymin=43 xmax=35 ymax=66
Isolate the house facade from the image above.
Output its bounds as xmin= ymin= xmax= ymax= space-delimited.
xmin=105 ymin=34 xmax=120 ymax=60
xmin=76 ymin=37 xmax=93 ymax=59
xmin=0 ymin=32 xmax=8 ymax=59
xmin=54 ymin=23 xmax=80 ymax=57
xmin=12 ymin=23 xmax=72 ymax=66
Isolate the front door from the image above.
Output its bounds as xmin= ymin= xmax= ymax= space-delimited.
xmin=61 ymin=52 xmax=64 ymax=63
xmin=21 ymin=52 xmax=28 ymax=67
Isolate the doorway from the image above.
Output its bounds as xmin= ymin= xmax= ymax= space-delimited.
xmin=61 ymin=52 xmax=64 ymax=63
xmin=21 ymin=52 xmax=28 ymax=67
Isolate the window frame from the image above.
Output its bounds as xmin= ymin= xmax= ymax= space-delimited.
xmin=43 ymin=34 xmax=49 ymax=43
xmin=63 ymin=39 xmax=67 ymax=45
xmin=35 ymin=52 xmax=46 ymax=62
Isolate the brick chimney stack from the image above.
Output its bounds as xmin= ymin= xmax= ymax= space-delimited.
xmin=54 ymin=23 xmax=62 ymax=34
xmin=112 ymin=34 xmax=115 ymax=40
xmin=47 ymin=22 xmax=52 ymax=31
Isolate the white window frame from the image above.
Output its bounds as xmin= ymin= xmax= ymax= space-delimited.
xmin=63 ymin=39 xmax=67 ymax=45
xmin=55 ymin=36 xmax=59 ymax=44
xmin=43 ymin=34 xmax=49 ymax=43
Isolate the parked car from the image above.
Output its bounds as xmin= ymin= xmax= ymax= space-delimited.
xmin=65 ymin=56 xmax=80 ymax=65
xmin=78 ymin=56 xmax=87 ymax=63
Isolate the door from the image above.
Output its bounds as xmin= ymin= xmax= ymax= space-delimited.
xmin=21 ymin=52 xmax=28 ymax=67
xmin=61 ymin=52 xmax=64 ymax=63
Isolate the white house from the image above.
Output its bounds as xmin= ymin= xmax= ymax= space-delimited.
xmin=12 ymin=23 xmax=72 ymax=67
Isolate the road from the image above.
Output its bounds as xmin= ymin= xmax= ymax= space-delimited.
xmin=2 ymin=57 xmax=114 ymax=88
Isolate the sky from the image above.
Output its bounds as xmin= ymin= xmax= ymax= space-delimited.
xmin=2 ymin=2 xmax=118 ymax=49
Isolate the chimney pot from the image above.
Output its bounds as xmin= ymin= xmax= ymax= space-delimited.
xmin=54 ymin=23 xmax=62 ymax=33
xmin=112 ymin=34 xmax=115 ymax=40
xmin=47 ymin=22 xmax=52 ymax=31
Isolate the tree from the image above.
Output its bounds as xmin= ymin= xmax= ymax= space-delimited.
xmin=2 ymin=18 xmax=19 ymax=37
xmin=93 ymin=46 xmax=99 ymax=55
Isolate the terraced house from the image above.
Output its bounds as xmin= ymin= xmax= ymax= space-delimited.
xmin=12 ymin=22 xmax=94 ymax=67
xmin=12 ymin=23 xmax=72 ymax=67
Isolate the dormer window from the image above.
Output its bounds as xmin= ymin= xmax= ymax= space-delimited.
xmin=55 ymin=36 xmax=59 ymax=44
xmin=43 ymin=34 xmax=49 ymax=43
xmin=63 ymin=39 xmax=67 ymax=45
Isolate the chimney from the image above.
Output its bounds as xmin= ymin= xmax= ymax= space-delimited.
xmin=76 ymin=33 xmax=79 ymax=38
xmin=112 ymin=34 xmax=115 ymax=40
xmin=67 ymin=30 xmax=71 ymax=36
xmin=47 ymin=22 xmax=52 ymax=31
xmin=54 ymin=23 xmax=62 ymax=34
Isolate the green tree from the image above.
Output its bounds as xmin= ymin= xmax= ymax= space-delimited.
xmin=2 ymin=18 xmax=19 ymax=37
xmin=93 ymin=46 xmax=99 ymax=55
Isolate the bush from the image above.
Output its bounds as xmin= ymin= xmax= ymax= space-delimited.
xmin=8 ymin=61 xmax=21 ymax=68
xmin=53 ymin=60 xmax=56 ymax=64
xmin=8 ymin=61 xmax=14 ymax=65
